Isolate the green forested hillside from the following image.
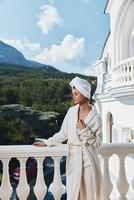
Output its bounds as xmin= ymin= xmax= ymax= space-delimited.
xmin=0 ymin=63 xmax=97 ymax=144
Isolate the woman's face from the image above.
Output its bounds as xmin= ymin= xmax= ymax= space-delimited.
xmin=72 ymin=87 xmax=88 ymax=105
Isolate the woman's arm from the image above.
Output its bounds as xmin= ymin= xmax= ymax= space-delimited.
xmin=33 ymin=108 xmax=70 ymax=147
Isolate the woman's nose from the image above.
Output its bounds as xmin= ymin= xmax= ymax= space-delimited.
xmin=72 ymin=94 xmax=76 ymax=98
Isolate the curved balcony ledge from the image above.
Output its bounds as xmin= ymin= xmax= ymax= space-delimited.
xmin=109 ymin=84 xmax=134 ymax=99
xmin=112 ymin=57 xmax=134 ymax=89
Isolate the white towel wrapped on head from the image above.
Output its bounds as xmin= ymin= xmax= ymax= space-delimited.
xmin=69 ymin=76 xmax=91 ymax=99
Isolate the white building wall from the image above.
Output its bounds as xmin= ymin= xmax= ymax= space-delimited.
xmin=101 ymin=100 xmax=134 ymax=143
xmin=94 ymin=0 xmax=134 ymax=143
xmin=106 ymin=0 xmax=134 ymax=64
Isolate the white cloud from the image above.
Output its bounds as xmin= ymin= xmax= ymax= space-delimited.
xmin=35 ymin=34 xmax=86 ymax=71
xmin=1 ymin=37 xmax=41 ymax=59
xmin=84 ymin=64 xmax=96 ymax=76
xmin=37 ymin=5 xmax=63 ymax=35
xmin=1 ymin=37 xmax=41 ymax=52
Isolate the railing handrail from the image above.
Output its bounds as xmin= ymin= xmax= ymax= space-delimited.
xmin=98 ymin=143 xmax=134 ymax=154
xmin=0 ymin=143 xmax=133 ymax=158
xmin=114 ymin=56 xmax=134 ymax=68
xmin=0 ymin=144 xmax=68 ymax=158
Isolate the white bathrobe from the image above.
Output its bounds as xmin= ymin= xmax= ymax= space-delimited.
xmin=40 ymin=104 xmax=105 ymax=200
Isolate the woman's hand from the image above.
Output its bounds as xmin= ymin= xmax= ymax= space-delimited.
xmin=32 ymin=141 xmax=47 ymax=147
xmin=76 ymin=119 xmax=87 ymax=130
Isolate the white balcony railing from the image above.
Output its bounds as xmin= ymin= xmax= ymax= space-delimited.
xmin=113 ymin=57 xmax=134 ymax=87
xmin=0 ymin=144 xmax=134 ymax=200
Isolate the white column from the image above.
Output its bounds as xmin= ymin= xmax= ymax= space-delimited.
xmin=116 ymin=154 xmax=129 ymax=200
xmin=49 ymin=157 xmax=65 ymax=200
xmin=16 ymin=158 xmax=30 ymax=199
xmin=0 ymin=158 xmax=12 ymax=200
xmin=102 ymin=154 xmax=113 ymax=200
xmin=34 ymin=157 xmax=47 ymax=200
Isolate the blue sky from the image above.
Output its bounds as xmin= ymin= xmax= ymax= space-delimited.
xmin=0 ymin=0 xmax=109 ymax=75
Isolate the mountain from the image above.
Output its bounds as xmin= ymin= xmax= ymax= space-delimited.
xmin=0 ymin=40 xmax=60 ymax=72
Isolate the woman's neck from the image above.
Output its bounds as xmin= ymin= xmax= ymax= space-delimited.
xmin=79 ymin=101 xmax=91 ymax=113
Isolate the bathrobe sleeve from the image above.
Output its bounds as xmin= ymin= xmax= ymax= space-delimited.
xmin=36 ymin=108 xmax=70 ymax=146
xmin=78 ymin=114 xmax=102 ymax=149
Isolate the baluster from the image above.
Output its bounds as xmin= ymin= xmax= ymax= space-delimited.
xmin=121 ymin=64 xmax=124 ymax=83
xmin=0 ymin=158 xmax=12 ymax=200
xmin=131 ymin=176 xmax=134 ymax=193
xmin=112 ymin=67 xmax=115 ymax=86
xmin=116 ymin=154 xmax=129 ymax=200
xmin=127 ymin=64 xmax=130 ymax=82
xmin=128 ymin=62 xmax=131 ymax=82
xmin=116 ymin=65 xmax=118 ymax=84
xmin=114 ymin=66 xmax=117 ymax=86
xmin=119 ymin=65 xmax=122 ymax=84
xmin=118 ymin=65 xmax=120 ymax=84
xmin=49 ymin=157 xmax=65 ymax=200
xmin=131 ymin=61 xmax=134 ymax=81
xmin=126 ymin=64 xmax=128 ymax=82
xmin=116 ymin=65 xmax=118 ymax=83
xmin=126 ymin=62 xmax=130 ymax=83
xmin=102 ymin=154 xmax=113 ymax=200
xmin=123 ymin=64 xmax=125 ymax=80
xmin=34 ymin=157 xmax=47 ymax=200
xmin=125 ymin=64 xmax=128 ymax=82
xmin=16 ymin=158 xmax=30 ymax=199
xmin=115 ymin=66 xmax=117 ymax=84
xmin=122 ymin=65 xmax=125 ymax=83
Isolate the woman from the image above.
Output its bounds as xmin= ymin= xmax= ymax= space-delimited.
xmin=33 ymin=76 xmax=105 ymax=200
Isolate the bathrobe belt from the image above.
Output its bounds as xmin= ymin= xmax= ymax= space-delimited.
xmin=67 ymin=142 xmax=90 ymax=174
